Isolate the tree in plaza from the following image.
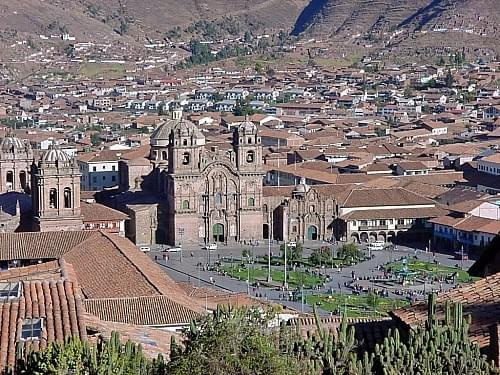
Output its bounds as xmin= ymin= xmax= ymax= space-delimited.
xmin=280 ymin=242 xmax=303 ymax=262
xmin=241 ymin=248 xmax=253 ymax=262
xmin=309 ymin=246 xmax=332 ymax=266
xmin=337 ymin=243 xmax=363 ymax=262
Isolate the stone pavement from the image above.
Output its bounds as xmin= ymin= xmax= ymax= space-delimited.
xmin=149 ymin=241 xmax=475 ymax=316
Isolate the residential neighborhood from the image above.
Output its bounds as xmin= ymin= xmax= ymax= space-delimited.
xmin=0 ymin=14 xmax=499 ymax=374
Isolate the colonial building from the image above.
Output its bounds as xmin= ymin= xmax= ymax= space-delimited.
xmin=263 ymin=181 xmax=445 ymax=244
xmin=263 ymin=180 xmax=350 ymax=242
xmin=119 ymin=110 xmax=264 ymax=245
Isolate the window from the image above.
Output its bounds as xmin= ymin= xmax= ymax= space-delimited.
xmin=182 ymin=152 xmax=190 ymax=165
xmin=6 ymin=171 xmax=13 ymax=187
xmin=112 ymin=166 xmax=116 ymax=171
xmin=248 ymin=197 xmax=255 ymax=207
xmin=162 ymin=151 xmax=168 ymax=161
xmin=379 ymin=219 xmax=386 ymax=226
xmin=102 ymin=165 xmax=106 ymax=170
xmin=292 ymin=226 xmax=297 ymax=232
xmin=102 ymin=176 xmax=106 ymax=180
xmin=360 ymin=220 xmax=368 ymax=226
xmin=92 ymin=176 xmax=97 ymax=183
xmin=309 ymin=205 xmax=315 ymax=213
xmin=388 ymin=219 xmax=394 ymax=224
xmin=21 ymin=318 xmax=43 ymax=341
xmin=49 ymin=188 xmax=57 ymax=208
xmin=182 ymin=200 xmax=190 ymax=209
xmin=63 ymin=188 xmax=71 ymax=208
xmin=183 ymin=139 xmax=188 ymax=146
xmin=352 ymin=221 xmax=357 ymax=226
xmin=93 ymin=166 xmax=97 ymax=172
xmin=0 ymin=282 xmax=21 ymax=299
xmin=246 ymin=150 xmax=255 ymax=163
xmin=397 ymin=219 xmax=405 ymax=225
xmin=215 ymin=192 xmax=222 ymax=205
xmin=112 ymin=176 xmax=116 ymax=182
xmin=263 ymin=204 xmax=268 ymax=213
xmin=248 ymin=137 xmax=252 ymax=144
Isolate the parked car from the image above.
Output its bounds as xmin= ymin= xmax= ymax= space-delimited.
xmin=165 ymin=246 xmax=182 ymax=253
xmin=287 ymin=241 xmax=297 ymax=248
xmin=367 ymin=241 xmax=385 ymax=251
xmin=139 ymin=246 xmax=151 ymax=252
xmin=204 ymin=243 xmax=218 ymax=251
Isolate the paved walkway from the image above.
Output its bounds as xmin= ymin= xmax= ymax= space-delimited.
xmin=150 ymin=241 xmax=475 ymax=316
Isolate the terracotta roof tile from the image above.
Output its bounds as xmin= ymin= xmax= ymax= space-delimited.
xmin=84 ymin=296 xmax=199 ymax=326
xmin=0 ymin=280 xmax=87 ymax=370
xmin=0 ymin=231 xmax=95 ymax=261
xmin=391 ymin=272 xmax=500 ymax=349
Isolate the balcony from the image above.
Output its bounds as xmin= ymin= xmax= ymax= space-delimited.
xmin=396 ymin=224 xmax=413 ymax=230
xmin=358 ymin=225 xmax=389 ymax=231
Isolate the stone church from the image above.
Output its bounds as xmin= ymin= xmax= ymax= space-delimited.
xmin=118 ymin=110 xmax=264 ymax=246
xmin=0 ymin=131 xmax=83 ymax=232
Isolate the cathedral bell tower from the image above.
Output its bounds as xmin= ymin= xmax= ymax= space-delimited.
xmin=233 ymin=117 xmax=262 ymax=172
xmin=31 ymin=144 xmax=83 ymax=232
xmin=167 ymin=109 xmax=205 ymax=175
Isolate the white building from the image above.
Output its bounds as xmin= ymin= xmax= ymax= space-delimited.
xmin=77 ymin=151 xmax=121 ymax=191
xmin=477 ymin=153 xmax=500 ymax=176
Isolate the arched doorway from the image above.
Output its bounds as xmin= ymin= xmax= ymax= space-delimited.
xmin=263 ymin=224 xmax=269 ymax=239
xmin=213 ymin=223 xmax=224 ymax=243
xmin=360 ymin=232 xmax=369 ymax=243
xmin=307 ymin=225 xmax=318 ymax=241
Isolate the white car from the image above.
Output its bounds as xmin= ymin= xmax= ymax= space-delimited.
xmin=205 ymin=243 xmax=218 ymax=251
xmin=367 ymin=241 xmax=385 ymax=251
xmin=287 ymin=241 xmax=297 ymax=248
xmin=165 ymin=246 xmax=182 ymax=253
xmin=139 ymin=246 xmax=151 ymax=252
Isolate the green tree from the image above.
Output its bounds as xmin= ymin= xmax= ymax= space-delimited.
xmin=90 ymin=133 xmax=102 ymax=146
xmin=337 ymin=243 xmax=363 ymax=262
xmin=168 ymin=307 xmax=302 ymax=375
xmin=309 ymin=246 xmax=332 ymax=266
xmin=280 ymin=242 xmax=303 ymax=262
xmin=242 ymin=249 xmax=253 ymax=261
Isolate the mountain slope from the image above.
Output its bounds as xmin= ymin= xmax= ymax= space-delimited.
xmin=0 ymin=0 xmax=308 ymax=42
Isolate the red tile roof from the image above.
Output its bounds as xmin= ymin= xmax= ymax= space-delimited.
xmin=392 ymin=273 xmax=500 ymax=349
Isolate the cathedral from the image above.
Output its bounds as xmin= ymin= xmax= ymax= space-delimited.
xmin=119 ymin=109 xmax=265 ymax=245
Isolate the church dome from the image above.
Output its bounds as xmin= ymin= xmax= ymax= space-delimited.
xmin=0 ymin=133 xmax=25 ymax=153
xmin=293 ymin=177 xmax=310 ymax=195
xmin=238 ymin=118 xmax=257 ymax=134
xmin=41 ymin=144 xmax=71 ymax=163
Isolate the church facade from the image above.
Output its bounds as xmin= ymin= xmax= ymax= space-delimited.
xmin=121 ymin=110 xmax=265 ymax=246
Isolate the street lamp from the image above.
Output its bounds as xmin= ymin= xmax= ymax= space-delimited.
xmin=267 ymin=214 xmax=272 ymax=282
xmin=284 ymin=241 xmax=288 ymax=290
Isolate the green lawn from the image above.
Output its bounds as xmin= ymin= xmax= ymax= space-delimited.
xmin=306 ymin=293 xmax=410 ymax=318
xmin=386 ymin=259 xmax=478 ymax=283
xmin=220 ymin=264 xmax=324 ymax=289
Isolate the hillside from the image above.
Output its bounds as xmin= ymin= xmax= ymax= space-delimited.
xmin=292 ymin=0 xmax=500 ymax=60
xmin=0 ymin=0 xmax=308 ymax=43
